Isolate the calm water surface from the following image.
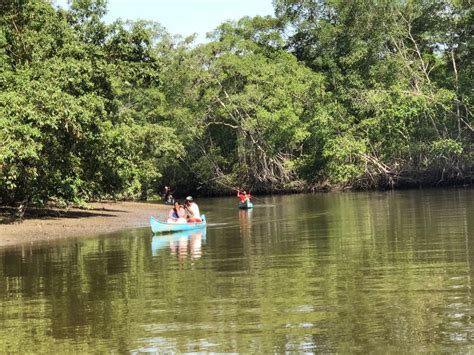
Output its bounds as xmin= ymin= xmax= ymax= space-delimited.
xmin=1 ymin=189 xmax=473 ymax=352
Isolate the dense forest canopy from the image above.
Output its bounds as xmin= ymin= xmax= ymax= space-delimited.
xmin=0 ymin=0 xmax=472 ymax=209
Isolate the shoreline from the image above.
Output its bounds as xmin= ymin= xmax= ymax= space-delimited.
xmin=0 ymin=201 xmax=169 ymax=248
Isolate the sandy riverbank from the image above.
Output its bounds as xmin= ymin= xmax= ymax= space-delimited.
xmin=0 ymin=201 xmax=169 ymax=248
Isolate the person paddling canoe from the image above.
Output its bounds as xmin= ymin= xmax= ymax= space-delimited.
xmin=184 ymin=196 xmax=202 ymax=223
xmin=237 ymin=190 xmax=251 ymax=203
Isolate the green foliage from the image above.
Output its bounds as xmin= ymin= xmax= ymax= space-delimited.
xmin=0 ymin=0 xmax=472 ymax=208
xmin=322 ymin=135 xmax=366 ymax=184
xmin=0 ymin=0 xmax=180 ymax=206
xmin=274 ymin=0 xmax=472 ymax=188
xmin=164 ymin=18 xmax=329 ymax=192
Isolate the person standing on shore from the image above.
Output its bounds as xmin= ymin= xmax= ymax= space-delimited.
xmin=163 ymin=186 xmax=175 ymax=204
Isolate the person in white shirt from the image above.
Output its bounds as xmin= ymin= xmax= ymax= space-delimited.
xmin=184 ymin=196 xmax=201 ymax=222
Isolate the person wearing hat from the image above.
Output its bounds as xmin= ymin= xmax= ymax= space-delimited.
xmin=184 ymin=196 xmax=201 ymax=223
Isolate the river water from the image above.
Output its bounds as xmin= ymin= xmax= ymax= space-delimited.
xmin=0 ymin=189 xmax=473 ymax=352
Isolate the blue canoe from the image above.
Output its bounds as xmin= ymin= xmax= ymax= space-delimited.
xmin=238 ymin=200 xmax=254 ymax=209
xmin=150 ymin=214 xmax=206 ymax=234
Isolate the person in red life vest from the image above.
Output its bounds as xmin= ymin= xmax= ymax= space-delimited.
xmin=237 ymin=190 xmax=251 ymax=203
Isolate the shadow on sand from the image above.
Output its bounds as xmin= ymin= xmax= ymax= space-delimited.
xmin=0 ymin=205 xmax=126 ymax=224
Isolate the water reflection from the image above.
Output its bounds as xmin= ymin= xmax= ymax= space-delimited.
xmin=238 ymin=208 xmax=253 ymax=238
xmin=152 ymin=229 xmax=206 ymax=259
xmin=0 ymin=190 xmax=473 ymax=353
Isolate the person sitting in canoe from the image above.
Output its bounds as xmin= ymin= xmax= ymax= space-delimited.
xmin=237 ymin=190 xmax=251 ymax=203
xmin=184 ymin=196 xmax=202 ymax=223
xmin=167 ymin=201 xmax=187 ymax=223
